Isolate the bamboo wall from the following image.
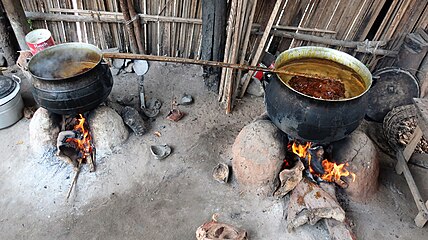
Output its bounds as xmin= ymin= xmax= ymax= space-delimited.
xmin=21 ymin=0 xmax=203 ymax=59
xmin=248 ymin=0 xmax=428 ymax=68
xmin=21 ymin=0 xmax=428 ymax=66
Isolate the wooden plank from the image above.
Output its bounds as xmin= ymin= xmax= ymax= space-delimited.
xmin=414 ymin=3 xmax=428 ymax=30
xmin=356 ymin=0 xmax=386 ymax=41
xmin=396 ymin=149 xmax=428 ymax=228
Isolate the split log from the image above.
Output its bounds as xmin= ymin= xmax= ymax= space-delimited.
xmin=274 ymin=160 xmax=304 ymax=198
xmin=196 ymin=215 xmax=247 ymax=240
xmin=320 ymin=183 xmax=357 ymax=240
xmin=286 ymin=179 xmax=345 ymax=232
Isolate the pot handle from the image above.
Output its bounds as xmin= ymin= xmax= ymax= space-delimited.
xmin=12 ymin=75 xmax=21 ymax=85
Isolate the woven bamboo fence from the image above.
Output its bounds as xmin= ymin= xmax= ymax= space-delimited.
xmin=22 ymin=0 xmax=203 ymax=58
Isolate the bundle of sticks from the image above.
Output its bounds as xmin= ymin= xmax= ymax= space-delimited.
xmin=217 ymin=0 xmax=258 ymax=113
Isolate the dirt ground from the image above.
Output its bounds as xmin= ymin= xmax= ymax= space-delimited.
xmin=0 ymin=62 xmax=427 ymax=239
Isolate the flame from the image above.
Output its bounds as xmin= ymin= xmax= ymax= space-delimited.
xmin=66 ymin=114 xmax=93 ymax=160
xmin=291 ymin=142 xmax=356 ymax=183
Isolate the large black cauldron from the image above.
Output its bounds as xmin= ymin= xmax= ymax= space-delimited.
xmin=28 ymin=43 xmax=113 ymax=115
xmin=265 ymin=47 xmax=372 ymax=143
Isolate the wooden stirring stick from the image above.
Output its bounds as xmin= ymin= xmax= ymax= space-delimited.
xmin=103 ymin=52 xmax=336 ymax=81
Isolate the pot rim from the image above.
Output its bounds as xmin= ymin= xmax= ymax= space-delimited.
xmin=27 ymin=42 xmax=102 ymax=81
xmin=274 ymin=46 xmax=372 ymax=102
xmin=0 ymin=76 xmax=21 ymax=105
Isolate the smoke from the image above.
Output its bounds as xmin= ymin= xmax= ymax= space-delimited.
xmin=29 ymin=48 xmax=98 ymax=79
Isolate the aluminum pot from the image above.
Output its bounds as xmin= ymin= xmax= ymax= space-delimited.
xmin=264 ymin=46 xmax=372 ymax=143
xmin=0 ymin=75 xmax=24 ymax=129
xmin=28 ymin=43 xmax=113 ymax=115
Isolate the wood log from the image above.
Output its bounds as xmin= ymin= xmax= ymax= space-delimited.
xmin=0 ymin=0 xmax=30 ymax=50
xmin=286 ymin=178 xmax=345 ymax=232
xmin=273 ymin=160 xmax=304 ymax=198
xmin=320 ymin=183 xmax=357 ymax=240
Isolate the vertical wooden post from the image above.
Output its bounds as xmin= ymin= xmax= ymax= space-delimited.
xmin=0 ymin=2 xmax=19 ymax=65
xmin=0 ymin=0 xmax=29 ymax=50
xmin=201 ymin=0 xmax=227 ymax=92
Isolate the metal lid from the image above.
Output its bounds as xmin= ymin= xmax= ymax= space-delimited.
xmin=0 ymin=75 xmax=17 ymax=99
xmin=0 ymin=75 xmax=21 ymax=105
xmin=367 ymin=67 xmax=420 ymax=122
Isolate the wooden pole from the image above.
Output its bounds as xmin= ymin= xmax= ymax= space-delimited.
xmin=127 ymin=0 xmax=144 ymax=54
xmin=239 ymin=0 xmax=284 ymax=98
xmin=0 ymin=2 xmax=19 ymax=65
xmin=103 ymin=52 xmax=343 ymax=82
xmin=0 ymin=0 xmax=30 ymax=50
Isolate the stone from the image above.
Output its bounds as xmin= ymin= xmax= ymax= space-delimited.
xmin=0 ymin=53 xmax=6 ymax=67
xmin=88 ymin=106 xmax=129 ymax=157
xmin=232 ymin=119 xmax=286 ymax=197
xmin=332 ymin=130 xmax=379 ymax=203
xmin=29 ymin=107 xmax=61 ymax=157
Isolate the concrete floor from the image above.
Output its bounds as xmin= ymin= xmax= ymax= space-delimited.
xmin=0 ymin=62 xmax=427 ymax=239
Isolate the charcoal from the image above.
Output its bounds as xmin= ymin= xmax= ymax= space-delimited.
xmin=121 ymin=106 xmax=146 ymax=136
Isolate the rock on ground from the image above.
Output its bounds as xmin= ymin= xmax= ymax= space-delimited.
xmin=232 ymin=119 xmax=286 ymax=197
xmin=29 ymin=107 xmax=60 ymax=157
xmin=89 ymin=106 xmax=129 ymax=157
xmin=332 ymin=130 xmax=379 ymax=203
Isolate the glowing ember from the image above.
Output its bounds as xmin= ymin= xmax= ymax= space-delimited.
xmin=291 ymin=142 xmax=356 ymax=183
xmin=66 ymin=114 xmax=94 ymax=161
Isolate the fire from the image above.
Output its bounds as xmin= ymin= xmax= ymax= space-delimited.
xmin=291 ymin=142 xmax=356 ymax=183
xmin=66 ymin=114 xmax=93 ymax=160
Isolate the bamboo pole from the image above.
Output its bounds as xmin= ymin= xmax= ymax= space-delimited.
xmin=27 ymin=9 xmax=203 ymax=24
xmin=103 ymin=52 xmax=343 ymax=82
xmin=127 ymin=0 xmax=145 ymax=53
xmin=225 ymin=0 xmax=246 ymax=113
xmin=218 ymin=0 xmax=237 ymax=101
xmin=239 ymin=0 xmax=283 ymax=98
xmin=119 ymin=0 xmax=139 ymax=53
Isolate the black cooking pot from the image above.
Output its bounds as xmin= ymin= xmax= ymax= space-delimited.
xmin=264 ymin=47 xmax=372 ymax=143
xmin=28 ymin=43 xmax=113 ymax=115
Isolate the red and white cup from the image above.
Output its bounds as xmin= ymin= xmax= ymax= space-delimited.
xmin=25 ymin=29 xmax=55 ymax=55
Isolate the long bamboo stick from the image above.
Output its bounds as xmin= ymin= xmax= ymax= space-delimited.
xmin=239 ymin=0 xmax=284 ymax=98
xmin=103 ymin=52 xmax=342 ymax=81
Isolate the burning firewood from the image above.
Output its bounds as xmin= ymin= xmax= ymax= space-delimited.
xmin=320 ymin=183 xmax=357 ymax=240
xmin=286 ymin=178 xmax=345 ymax=232
xmin=196 ymin=214 xmax=248 ymax=240
xmin=274 ymin=160 xmax=304 ymax=198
